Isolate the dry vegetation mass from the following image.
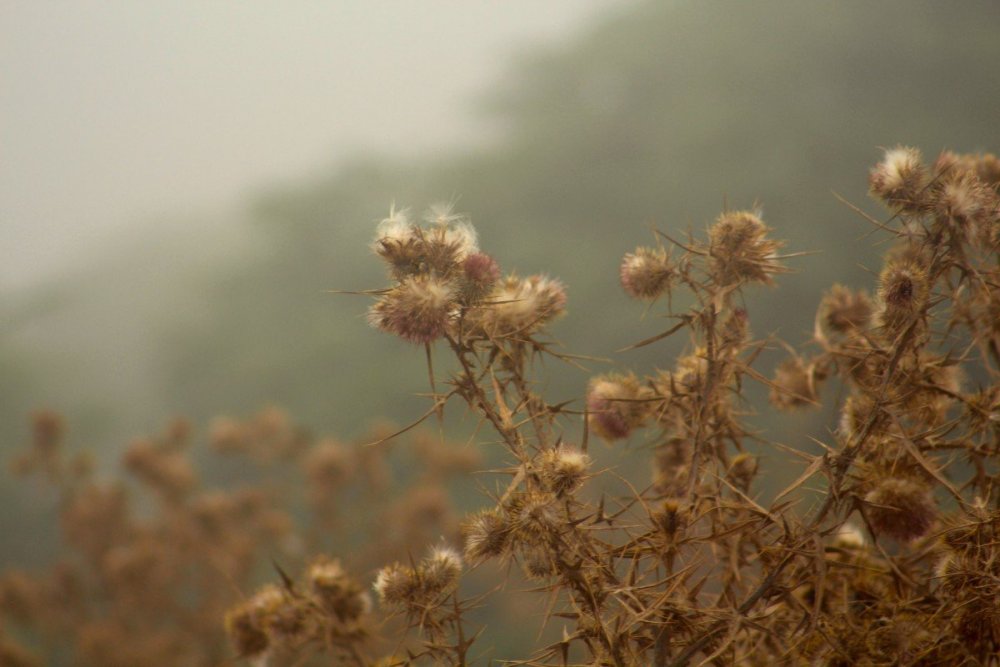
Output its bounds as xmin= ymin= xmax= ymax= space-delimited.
xmin=3 ymin=146 xmax=1000 ymax=665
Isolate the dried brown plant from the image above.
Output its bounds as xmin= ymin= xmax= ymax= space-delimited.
xmin=2 ymin=146 xmax=999 ymax=666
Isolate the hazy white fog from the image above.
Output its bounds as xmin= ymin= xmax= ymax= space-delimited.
xmin=1 ymin=1 xmax=618 ymax=291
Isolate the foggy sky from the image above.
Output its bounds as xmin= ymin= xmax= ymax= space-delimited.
xmin=1 ymin=1 xmax=618 ymax=291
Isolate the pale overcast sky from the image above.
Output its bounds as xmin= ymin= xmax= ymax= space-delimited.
xmin=1 ymin=1 xmax=617 ymax=290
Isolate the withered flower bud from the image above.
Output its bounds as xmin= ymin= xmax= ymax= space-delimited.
xmin=307 ymin=557 xmax=369 ymax=621
xmin=586 ymin=373 xmax=652 ymax=441
xmin=652 ymin=439 xmax=691 ymax=497
xmin=620 ymin=246 xmax=674 ymax=300
xmin=726 ymin=453 xmax=758 ymax=490
xmin=934 ymin=172 xmax=992 ymax=232
xmin=707 ymin=210 xmax=785 ymax=286
xmin=876 ymin=257 xmax=929 ymax=334
xmin=224 ymin=584 xmax=287 ymax=657
xmin=769 ymin=357 xmax=821 ymax=410
xmin=469 ymin=273 xmax=567 ymax=337
xmin=372 ymin=563 xmax=418 ymax=607
xmin=654 ymin=499 xmax=688 ymax=538
xmin=869 ymin=146 xmax=928 ymax=212
xmin=367 ymin=275 xmax=455 ymax=344
xmin=418 ymin=546 xmax=463 ymax=597
xmin=458 ymin=252 xmax=501 ymax=303
xmin=537 ymin=445 xmax=591 ymax=496
xmin=505 ymin=491 xmax=559 ymax=545
xmin=519 ymin=545 xmax=557 ymax=581
xmin=461 ymin=509 xmax=510 ymax=565
xmin=864 ymin=478 xmax=936 ymax=542
xmin=820 ymin=284 xmax=873 ymax=333
xmin=718 ymin=307 xmax=750 ymax=351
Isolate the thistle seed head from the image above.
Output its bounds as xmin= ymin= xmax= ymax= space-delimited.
xmin=876 ymin=256 xmax=929 ymax=333
xmin=372 ymin=563 xmax=418 ymax=607
xmin=769 ymin=357 xmax=821 ymax=411
xmin=620 ymin=246 xmax=674 ymax=300
xmin=707 ymin=210 xmax=784 ymax=286
xmin=307 ymin=557 xmax=369 ymax=621
xmin=537 ymin=445 xmax=591 ymax=496
xmin=418 ymin=546 xmax=462 ymax=597
xmin=586 ymin=373 xmax=651 ymax=441
xmin=869 ymin=146 xmax=928 ymax=212
xmin=367 ymin=275 xmax=455 ymax=344
xmin=864 ymin=478 xmax=936 ymax=542
xmin=820 ymin=284 xmax=873 ymax=334
xmin=471 ymin=273 xmax=567 ymax=337
xmin=461 ymin=509 xmax=510 ymax=565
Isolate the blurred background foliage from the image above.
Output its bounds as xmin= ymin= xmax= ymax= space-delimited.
xmin=3 ymin=0 xmax=999 ymax=564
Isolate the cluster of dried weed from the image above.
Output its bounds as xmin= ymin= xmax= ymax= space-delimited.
xmin=0 ymin=410 xmax=477 ymax=666
xmin=2 ymin=145 xmax=999 ymax=666
xmin=351 ymin=147 xmax=999 ymax=665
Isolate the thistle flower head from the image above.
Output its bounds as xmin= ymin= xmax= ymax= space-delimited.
xmin=769 ymin=356 xmax=821 ymax=411
xmin=654 ymin=499 xmax=688 ymax=538
xmin=719 ymin=307 xmax=751 ymax=351
xmin=672 ymin=348 xmax=709 ymax=393
xmin=461 ymin=509 xmax=510 ymax=565
xmin=224 ymin=584 xmax=292 ymax=658
xmin=586 ymin=373 xmax=651 ymax=441
xmin=537 ymin=444 xmax=591 ymax=496
xmin=876 ymin=256 xmax=929 ymax=334
xmin=373 ymin=206 xmax=415 ymax=249
xmin=652 ymin=438 xmax=691 ymax=497
xmin=224 ymin=603 xmax=271 ymax=658
xmin=869 ymin=146 xmax=928 ymax=212
xmin=936 ymin=174 xmax=990 ymax=226
xmin=372 ymin=563 xmax=418 ymax=608
xmin=504 ymin=491 xmax=558 ymax=545
xmin=457 ymin=252 xmax=501 ymax=303
xmin=707 ymin=210 xmax=785 ymax=286
xmin=620 ymin=246 xmax=674 ymax=300
xmin=367 ymin=275 xmax=455 ymax=344
xmin=864 ymin=477 xmax=936 ymax=542
xmin=418 ymin=546 xmax=462 ymax=597
xmin=820 ymin=284 xmax=873 ymax=334
xmin=472 ymin=274 xmax=567 ymax=337
xmin=307 ymin=557 xmax=370 ymax=621
xmin=372 ymin=204 xmax=479 ymax=280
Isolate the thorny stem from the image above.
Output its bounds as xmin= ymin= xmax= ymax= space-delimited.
xmin=684 ymin=302 xmax=718 ymax=505
xmin=452 ymin=593 xmax=469 ymax=667
xmin=670 ymin=243 xmax=947 ymax=666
